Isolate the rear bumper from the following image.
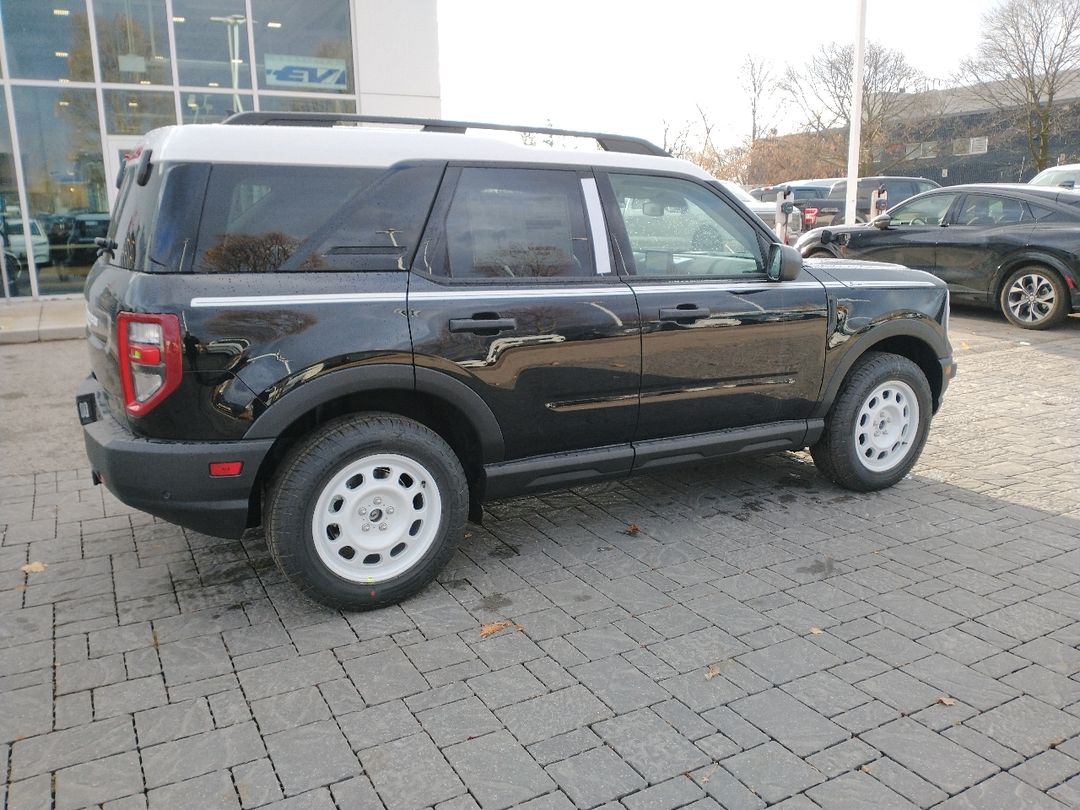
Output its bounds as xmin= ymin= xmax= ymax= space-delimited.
xmin=77 ymin=376 xmax=273 ymax=538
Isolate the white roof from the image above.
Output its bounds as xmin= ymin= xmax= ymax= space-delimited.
xmin=141 ymin=123 xmax=713 ymax=180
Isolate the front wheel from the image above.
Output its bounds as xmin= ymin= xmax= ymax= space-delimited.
xmin=265 ymin=413 xmax=467 ymax=609
xmin=811 ymin=352 xmax=932 ymax=491
xmin=999 ymin=266 xmax=1068 ymax=330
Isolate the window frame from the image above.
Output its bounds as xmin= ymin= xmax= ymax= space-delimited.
xmin=597 ymin=169 xmax=775 ymax=281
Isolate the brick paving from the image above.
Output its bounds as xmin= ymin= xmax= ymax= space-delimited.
xmin=1 ymin=309 xmax=1079 ymax=810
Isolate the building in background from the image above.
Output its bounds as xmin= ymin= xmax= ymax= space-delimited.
xmin=0 ymin=0 xmax=440 ymax=299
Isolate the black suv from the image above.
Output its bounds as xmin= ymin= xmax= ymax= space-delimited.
xmin=78 ymin=114 xmax=955 ymax=609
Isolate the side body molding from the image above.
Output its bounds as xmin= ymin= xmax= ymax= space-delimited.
xmin=243 ymin=363 xmax=506 ymax=463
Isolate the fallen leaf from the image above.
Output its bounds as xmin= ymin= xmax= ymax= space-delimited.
xmin=961 ymin=341 xmax=971 ymax=350
xmin=479 ymin=620 xmax=523 ymax=639
xmin=809 ymin=627 xmax=823 ymax=635
xmin=860 ymin=764 xmax=873 ymax=774
xmin=937 ymin=696 xmax=956 ymax=706
xmin=705 ymin=664 xmax=723 ymax=681
xmin=624 ymin=523 xmax=641 ymax=536
xmin=20 ymin=561 xmax=47 ymax=574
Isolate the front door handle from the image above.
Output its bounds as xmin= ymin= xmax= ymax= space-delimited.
xmin=659 ymin=305 xmax=709 ymax=322
xmin=449 ymin=314 xmax=517 ymax=335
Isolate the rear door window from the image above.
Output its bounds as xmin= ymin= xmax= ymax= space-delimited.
xmin=957 ymin=194 xmax=1025 ymax=226
xmin=441 ymin=168 xmax=595 ymax=279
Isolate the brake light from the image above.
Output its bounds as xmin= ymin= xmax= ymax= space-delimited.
xmin=803 ymin=207 xmax=818 ymax=228
xmin=116 ymin=312 xmax=182 ymax=416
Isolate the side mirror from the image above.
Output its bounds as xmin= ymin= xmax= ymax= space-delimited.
xmin=767 ymin=243 xmax=803 ymax=282
xmin=871 ymin=213 xmax=892 ymax=229
xmin=642 ymin=202 xmax=665 ymax=217
xmin=820 ymin=229 xmax=833 ymax=245
xmin=1059 ymin=180 xmax=1075 ymax=189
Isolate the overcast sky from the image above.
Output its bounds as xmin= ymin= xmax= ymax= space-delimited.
xmin=437 ymin=0 xmax=991 ymax=149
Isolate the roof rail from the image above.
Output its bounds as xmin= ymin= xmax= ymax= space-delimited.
xmin=220 ymin=112 xmax=670 ymax=157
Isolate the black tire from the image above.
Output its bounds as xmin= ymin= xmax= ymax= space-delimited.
xmin=999 ymin=266 xmax=1069 ymax=330
xmin=806 ymin=249 xmax=832 ymax=259
xmin=810 ymin=352 xmax=932 ymax=491
xmin=264 ymin=413 xmax=467 ymax=610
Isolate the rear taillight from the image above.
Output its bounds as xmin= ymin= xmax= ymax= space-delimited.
xmin=116 ymin=312 xmax=182 ymax=416
xmin=803 ymin=207 xmax=818 ymax=228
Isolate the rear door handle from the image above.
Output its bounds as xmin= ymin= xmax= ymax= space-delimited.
xmin=449 ymin=315 xmax=517 ymax=334
xmin=659 ymin=305 xmax=710 ymax=322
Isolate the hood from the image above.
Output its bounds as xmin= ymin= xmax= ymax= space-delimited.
xmin=802 ymin=256 xmax=946 ymax=289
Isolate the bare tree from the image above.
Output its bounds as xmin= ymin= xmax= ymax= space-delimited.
xmin=660 ymin=119 xmax=693 ymax=157
xmin=786 ymin=41 xmax=924 ymax=173
xmin=958 ymin=0 xmax=1080 ymax=171
xmin=740 ymin=55 xmax=775 ymax=143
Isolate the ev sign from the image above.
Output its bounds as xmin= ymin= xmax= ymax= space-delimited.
xmin=265 ymin=55 xmax=348 ymax=90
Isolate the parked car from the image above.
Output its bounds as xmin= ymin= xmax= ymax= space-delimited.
xmin=3 ymin=217 xmax=50 ymax=267
xmin=1029 ymin=163 xmax=1080 ymax=189
xmin=0 ymin=242 xmax=26 ymax=294
xmin=64 ymin=213 xmax=111 ymax=267
xmin=78 ymin=113 xmax=953 ymax=608
xmin=795 ymin=183 xmax=1080 ymax=329
xmin=714 ymin=179 xmax=775 ymax=224
xmin=749 ymin=180 xmax=835 ymax=203
xmin=800 ymin=176 xmax=940 ymax=229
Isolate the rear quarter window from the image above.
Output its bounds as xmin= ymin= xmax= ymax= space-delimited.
xmin=191 ymin=163 xmax=442 ymax=273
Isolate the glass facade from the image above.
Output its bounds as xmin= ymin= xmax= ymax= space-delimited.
xmin=0 ymin=0 xmax=405 ymax=299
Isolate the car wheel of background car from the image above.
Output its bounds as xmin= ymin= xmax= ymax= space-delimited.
xmin=807 ymin=249 xmax=832 ymax=258
xmin=264 ymin=413 xmax=467 ymax=609
xmin=999 ymin=266 xmax=1068 ymax=330
xmin=810 ymin=351 xmax=932 ymax=491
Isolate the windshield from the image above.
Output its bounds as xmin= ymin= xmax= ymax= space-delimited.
xmin=1029 ymin=167 xmax=1080 ymax=187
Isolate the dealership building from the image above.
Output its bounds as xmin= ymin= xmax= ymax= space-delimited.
xmin=0 ymin=0 xmax=441 ymax=299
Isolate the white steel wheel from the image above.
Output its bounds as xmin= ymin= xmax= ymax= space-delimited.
xmin=1005 ymin=271 xmax=1057 ymax=325
xmin=312 ymin=453 xmax=442 ymax=584
xmin=853 ymin=380 xmax=919 ymax=473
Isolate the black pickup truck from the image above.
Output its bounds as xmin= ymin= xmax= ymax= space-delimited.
xmin=801 ymin=176 xmax=940 ymax=229
xmin=78 ymin=114 xmax=955 ymax=608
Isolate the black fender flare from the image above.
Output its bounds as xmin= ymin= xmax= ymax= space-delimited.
xmin=989 ymin=250 xmax=1079 ymax=305
xmin=812 ymin=317 xmax=949 ymax=419
xmin=243 ymin=363 xmax=505 ymax=463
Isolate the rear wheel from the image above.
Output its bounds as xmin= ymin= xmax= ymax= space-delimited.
xmin=806 ymin=249 xmax=832 ymax=258
xmin=265 ymin=413 xmax=467 ymax=609
xmin=811 ymin=352 xmax=932 ymax=491
xmin=999 ymin=266 xmax=1068 ymax=330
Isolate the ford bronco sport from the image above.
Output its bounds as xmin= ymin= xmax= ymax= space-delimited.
xmin=78 ymin=114 xmax=955 ymax=609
